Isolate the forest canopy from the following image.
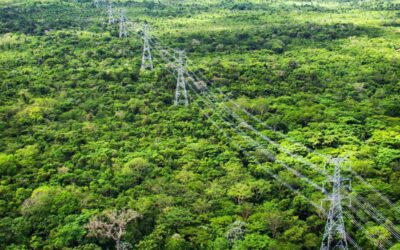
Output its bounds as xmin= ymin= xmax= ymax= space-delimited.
xmin=0 ymin=0 xmax=400 ymax=249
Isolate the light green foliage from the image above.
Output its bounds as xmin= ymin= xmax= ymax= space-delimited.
xmin=366 ymin=226 xmax=392 ymax=249
xmin=21 ymin=186 xmax=83 ymax=217
xmin=15 ymin=98 xmax=56 ymax=124
xmin=390 ymin=243 xmax=400 ymax=250
xmin=228 ymin=183 xmax=253 ymax=204
xmin=15 ymin=144 xmax=40 ymax=168
xmin=0 ymin=0 xmax=399 ymax=249
xmin=0 ymin=153 xmax=16 ymax=175
xmin=115 ymin=157 xmax=150 ymax=187
xmin=165 ymin=233 xmax=190 ymax=250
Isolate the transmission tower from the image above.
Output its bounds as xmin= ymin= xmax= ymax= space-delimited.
xmin=141 ymin=24 xmax=154 ymax=70
xmin=119 ymin=9 xmax=128 ymax=38
xmin=107 ymin=1 xmax=115 ymax=24
xmin=320 ymin=157 xmax=351 ymax=250
xmin=174 ymin=50 xmax=188 ymax=106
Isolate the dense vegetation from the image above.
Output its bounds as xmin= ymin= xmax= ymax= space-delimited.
xmin=0 ymin=0 xmax=399 ymax=249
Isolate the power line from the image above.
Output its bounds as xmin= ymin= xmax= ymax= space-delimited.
xmin=152 ymin=45 xmax=396 ymax=248
xmin=12 ymin=1 xmax=399 ymax=248
xmin=154 ymin=49 xmax=363 ymax=250
xmin=176 ymin=51 xmax=400 ymax=228
xmin=182 ymin=55 xmax=400 ymax=216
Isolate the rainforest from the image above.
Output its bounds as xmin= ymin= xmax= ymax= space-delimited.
xmin=0 ymin=0 xmax=400 ymax=249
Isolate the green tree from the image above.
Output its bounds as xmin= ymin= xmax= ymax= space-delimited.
xmin=366 ymin=226 xmax=391 ymax=249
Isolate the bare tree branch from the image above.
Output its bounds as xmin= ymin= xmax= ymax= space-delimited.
xmin=86 ymin=209 xmax=141 ymax=250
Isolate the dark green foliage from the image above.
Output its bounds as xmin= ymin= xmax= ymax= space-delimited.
xmin=0 ymin=0 xmax=399 ymax=249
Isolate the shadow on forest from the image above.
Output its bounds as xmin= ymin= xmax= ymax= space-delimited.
xmin=0 ymin=1 xmax=219 ymax=35
xmin=0 ymin=3 xmax=95 ymax=35
xmin=164 ymin=20 xmax=385 ymax=54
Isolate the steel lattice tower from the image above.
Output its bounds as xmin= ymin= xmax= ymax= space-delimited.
xmin=141 ymin=24 xmax=154 ymax=70
xmin=174 ymin=50 xmax=188 ymax=106
xmin=321 ymin=158 xmax=350 ymax=250
xmin=107 ymin=1 xmax=115 ymax=24
xmin=119 ymin=9 xmax=128 ymax=38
